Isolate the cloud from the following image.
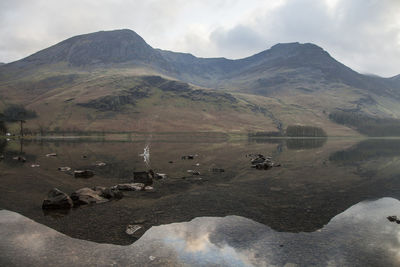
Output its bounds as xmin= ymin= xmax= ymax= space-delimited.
xmin=0 ymin=0 xmax=399 ymax=76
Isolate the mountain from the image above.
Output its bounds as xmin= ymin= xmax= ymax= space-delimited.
xmin=0 ymin=29 xmax=399 ymax=135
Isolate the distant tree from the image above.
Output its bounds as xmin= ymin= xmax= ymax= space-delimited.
xmin=0 ymin=113 xmax=7 ymax=135
xmin=3 ymin=105 xmax=37 ymax=136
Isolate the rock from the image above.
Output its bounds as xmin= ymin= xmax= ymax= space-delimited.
xmin=13 ymin=156 xmax=26 ymax=162
xmin=31 ymin=164 xmax=40 ymax=168
xmin=144 ymin=186 xmax=154 ymax=191
xmin=82 ymin=155 xmax=87 ymax=158
xmin=154 ymin=173 xmax=167 ymax=179
xmin=388 ymin=215 xmax=398 ymax=222
xmin=254 ymin=162 xmax=273 ymax=170
xmin=133 ymin=170 xmax=153 ymax=185
xmin=182 ymin=155 xmax=195 ymax=160
xmin=95 ymin=162 xmax=106 ymax=167
xmin=70 ymin=188 xmax=108 ymax=205
xmin=168 ymin=161 xmax=174 ymax=164
xmin=58 ymin=167 xmax=71 ymax=172
xmin=92 ymin=186 xmax=106 ymax=193
xmin=100 ymin=187 xmax=123 ymax=199
xmin=42 ymin=188 xmax=73 ymax=210
xmin=74 ymin=170 xmax=95 ymax=178
xmin=251 ymin=157 xmax=266 ymax=164
xmin=112 ymin=183 xmax=145 ymax=191
xmin=195 ymin=163 xmax=200 ymax=166
xmin=187 ymin=170 xmax=201 ymax=175
xmin=211 ymin=168 xmax=225 ymax=172
xmin=46 ymin=153 xmax=57 ymax=157
xmin=126 ymin=224 xmax=142 ymax=235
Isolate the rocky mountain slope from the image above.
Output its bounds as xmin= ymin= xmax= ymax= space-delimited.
xmin=0 ymin=29 xmax=399 ymax=135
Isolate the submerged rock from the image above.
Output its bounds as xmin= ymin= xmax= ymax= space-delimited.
xmin=58 ymin=167 xmax=71 ymax=172
xmin=31 ymin=164 xmax=40 ymax=168
xmin=13 ymin=156 xmax=26 ymax=162
xmin=46 ymin=153 xmax=57 ymax=157
xmin=248 ymin=153 xmax=280 ymax=170
xmin=95 ymin=162 xmax=106 ymax=167
xmin=253 ymin=162 xmax=274 ymax=170
xmin=154 ymin=173 xmax=167 ymax=179
xmin=74 ymin=170 xmax=95 ymax=178
xmin=70 ymin=188 xmax=108 ymax=205
xmin=42 ymin=188 xmax=73 ymax=210
xmin=182 ymin=155 xmax=195 ymax=160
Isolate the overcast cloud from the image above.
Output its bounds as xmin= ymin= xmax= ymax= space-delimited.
xmin=0 ymin=0 xmax=399 ymax=77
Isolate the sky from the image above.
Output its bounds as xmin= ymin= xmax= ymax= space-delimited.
xmin=0 ymin=0 xmax=399 ymax=77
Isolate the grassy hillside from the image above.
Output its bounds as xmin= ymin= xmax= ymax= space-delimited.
xmin=1 ymin=29 xmax=399 ymax=136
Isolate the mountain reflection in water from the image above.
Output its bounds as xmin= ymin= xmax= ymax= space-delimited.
xmin=2 ymin=137 xmax=400 ymax=247
xmin=1 ymin=197 xmax=400 ymax=266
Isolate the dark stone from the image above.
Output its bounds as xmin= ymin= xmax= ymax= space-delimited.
xmin=42 ymin=188 xmax=73 ymax=210
xmin=251 ymin=157 xmax=266 ymax=164
xmin=100 ymin=188 xmax=123 ymax=199
xmin=74 ymin=170 xmax=95 ymax=178
xmin=211 ymin=168 xmax=225 ymax=172
xmin=182 ymin=155 xmax=195 ymax=160
xmin=254 ymin=162 xmax=273 ymax=170
xmin=387 ymin=216 xmax=397 ymax=222
xmin=133 ymin=171 xmax=153 ymax=185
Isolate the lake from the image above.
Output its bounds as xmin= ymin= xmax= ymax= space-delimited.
xmin=1 ymin=136 xmax=400 ymax=266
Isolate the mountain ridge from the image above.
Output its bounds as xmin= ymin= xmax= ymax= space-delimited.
xmin=0 ymin=29 xmax=399 ymax=135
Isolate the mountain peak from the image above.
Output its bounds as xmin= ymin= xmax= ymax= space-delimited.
xmin=21 ymin=29 xmax=165 ymax=67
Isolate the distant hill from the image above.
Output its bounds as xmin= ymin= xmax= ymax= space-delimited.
xmin=1 ymin=29 xmax=400 ymax=135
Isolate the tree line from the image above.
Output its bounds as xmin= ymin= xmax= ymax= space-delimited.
xmin=248 ymin=125 xmax=327 ymax=138
xmin=329 ymin=110 xmax=400 ymax=137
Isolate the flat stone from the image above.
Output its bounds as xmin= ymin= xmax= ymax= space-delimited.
xmin=112 ymin=183 xmax=144 ymax=191
xmin=70 ymin=188 xmax=108 ymax=205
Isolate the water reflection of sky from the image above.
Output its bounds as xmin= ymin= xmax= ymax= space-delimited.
xmin=1 ymin=197 xmax=400 ymax=266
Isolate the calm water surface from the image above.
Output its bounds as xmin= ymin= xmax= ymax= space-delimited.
xmin=1 ymin=137 xmax=400 ymax=266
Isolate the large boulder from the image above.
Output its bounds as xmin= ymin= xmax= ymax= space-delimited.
xmin=70 ymin=188 xmax=108 ymax=205
xmin=42 ymin=188 xmax=73 ymax=210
